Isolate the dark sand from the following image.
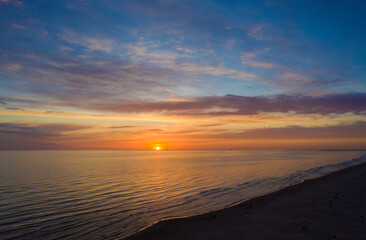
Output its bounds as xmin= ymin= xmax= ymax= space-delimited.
xmin=123 ymin=162 xmax=366 ymax=240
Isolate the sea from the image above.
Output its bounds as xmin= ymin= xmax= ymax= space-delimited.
xmin=0 ymin=150 xmax=365 ymax=239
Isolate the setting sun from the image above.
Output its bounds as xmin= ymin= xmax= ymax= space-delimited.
xmin=155 ymin=146 xmax=161 ymax=151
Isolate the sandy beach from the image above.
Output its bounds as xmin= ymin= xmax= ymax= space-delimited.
xmin=123 ymin=162 xmax=366 ymax=240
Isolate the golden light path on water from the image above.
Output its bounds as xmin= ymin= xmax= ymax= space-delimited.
xmin=0 ymin=150 xmax=365 ymax=239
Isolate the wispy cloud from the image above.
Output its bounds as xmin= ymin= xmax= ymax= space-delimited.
xmin=241 ymin=51 xmax=275 ymax=69
xmin=83 ymin=93 xmax=366 ymax=116
xmin=0 ymin=49 xmax=189 ymax=100
xmin=281 ymin=72 xmax=313 ymax=84
xmin=0 ymin=122 xmax=89 ymax=137
xmin=3 ymin=90 xmax=366 ymax=117
xmin=127 ymin=43 xmax=180 ymax=67
xmin=59 ymin=30 xmax=115 ymax=52
xmin=127 ymin=43 xmax=255 ymax=81
xmin=0 ymin=122 xmax=90 ymax=150
xmin=6 ymin=63 xmax=21 ymax=71
xmin=10 ymin=23 xmax=25 ymax=28
xmin=194 ymin=121 xmax=366 ymax=140
xmin=107 ymin=125 xmax=137 ymax=129
xmin=8 ymin=92 xmax=363 ymax=116
xmin=247 ymin=24 xmax=272 ymax=40
xmin=0 ymin=0 xmax=23 ymax=7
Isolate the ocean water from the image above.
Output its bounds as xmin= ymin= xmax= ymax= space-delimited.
xmin=0 ymin=150 xmax=365 ymax=239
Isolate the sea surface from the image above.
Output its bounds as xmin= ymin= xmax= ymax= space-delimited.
xmin=0 ymin=150 xmax=365 ymax=239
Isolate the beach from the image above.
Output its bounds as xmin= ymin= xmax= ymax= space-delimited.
xmin=124 ymin=161 xmax=366 ymax=240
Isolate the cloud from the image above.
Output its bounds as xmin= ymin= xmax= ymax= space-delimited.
xmin=59 ymin=30 xmax=115 ymax=52
xmin=247 ymin=61 xmax=274 ymax=69
xmin=6 ymin=63 xmax=21 ymax=71
xmin=199 ymin=121 xmax=366 ymax=140
xmin=175 ymin=45 xmax=195 ymax=54
xmin=122 ymin=0 xmax=230 ymax=37
xmin=65 ymin=92 xmax=366 ymax=116
xmin=0 ymin=122 xmax=89 ymax=137
xmin=202 ymin=65 xmax=256 ymax=80
xmin=248 ymin=24 xmax=272 ymax=40
xmin=0 ymin=140 xmax=63 ymax=150
xmin=0 ymin=49 xmax=188 ymax=101
xmin=240 ymin=47 xmax=340 ymax=94
xmin=10 ymin=23 xmax=25 ymax=29
xmin=107 ymin=125 xmax=136 ymax=129
xmin=126 ymin=43 xmax=255 ymax=80
xmin=0 ymin=42 xmax=258 ymax=106
xmin=224 ymin=39 xmax=237 ymax=50
xmin=0 ymin=122 xmax=91 ymax=150
xmin=3 ymin=92 xmax=366 ymax=116
xmin=241 ymin=51 xmax=275 ymax=69
xmin=177 ymin=62 xmax=256 ymax=80
xmin=281 ymin=72 xmax=312 ymax=84
xmin=127 ymin=43 xmax=180 ymax=67
xmin=0 ymin=0 xmax=23 ymax=7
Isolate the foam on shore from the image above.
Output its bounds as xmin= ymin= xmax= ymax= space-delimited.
xmin=123 ymin=155 xmax=366 ymax=240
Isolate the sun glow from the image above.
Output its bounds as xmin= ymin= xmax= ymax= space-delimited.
xmin=155 ymin=146 xmax=161 ymax=151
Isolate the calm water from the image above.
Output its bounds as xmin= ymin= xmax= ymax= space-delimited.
xmin=0 ymin=150 xmax=365 ymax=239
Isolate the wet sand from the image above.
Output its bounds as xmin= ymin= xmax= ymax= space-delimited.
xmin=123 ymin=162 xmax=366 ymax=240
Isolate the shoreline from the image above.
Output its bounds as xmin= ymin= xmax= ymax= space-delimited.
xmin=123 ymin=160 xmax=366 ymax=239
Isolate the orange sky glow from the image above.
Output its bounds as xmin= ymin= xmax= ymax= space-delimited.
xmin=1 ymin=1 xmax=366 ymax=150
xmin=1 ymin=106 xmax=365 ymax=150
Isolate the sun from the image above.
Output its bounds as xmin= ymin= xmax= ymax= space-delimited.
xmin=155 ymin=146 xmax=161 ymax=151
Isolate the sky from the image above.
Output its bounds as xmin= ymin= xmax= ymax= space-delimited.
xmin=0 ymin=0 xmax=366 ymax=150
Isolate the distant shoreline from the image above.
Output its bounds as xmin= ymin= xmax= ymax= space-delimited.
xmin=123 ymin=158 xmax=366 ymax=239
xmin=1 ymin=149 xmax=366 ymax=151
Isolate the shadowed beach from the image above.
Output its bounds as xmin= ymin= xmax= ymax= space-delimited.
xmin=123 ymin=162 xmax=366 ymax=240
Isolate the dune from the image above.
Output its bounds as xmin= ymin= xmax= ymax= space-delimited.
xmin=123 ymin=161 xmax=366 ymax=240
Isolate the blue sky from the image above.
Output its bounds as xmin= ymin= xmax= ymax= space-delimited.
xmin=0 ymin=0 xmax=366 ymax=150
